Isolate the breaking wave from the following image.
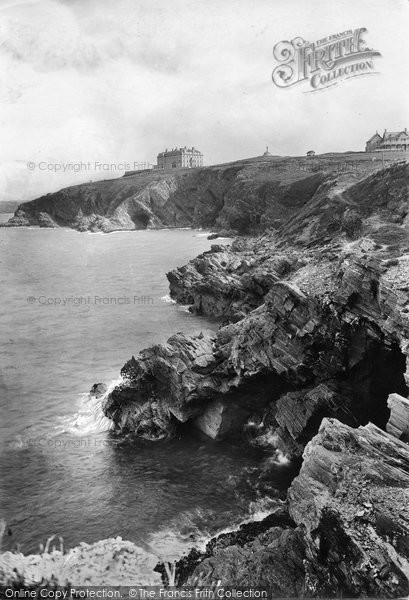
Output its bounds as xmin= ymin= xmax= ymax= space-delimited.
xmin=57 ymin=378 xmax=123 ymax=435
xmin=160 ymin=294 xmax=176 ymax=304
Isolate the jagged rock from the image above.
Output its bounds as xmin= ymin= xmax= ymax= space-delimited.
xmin=180 ymin=419 xmax=409 ymax=597
xmin=173 ymin=509 xmax=306 ymax=593
xmin=167 ymin=242 xmax=301 ymax=319
xmin=89 ymin=382 xmax=107 ymax=398
xmin=249 ymin=383 xmax=358 ymax=458
xmin=37 ymin=212 xmax=57 ymax=228
xmin=387 ymin=392 xmax=409 ymax=442
xmin=194 ymin=400 xmax=250 ymax=439
xmin=6 ymin=163 xmax=409 ymax=593
xmin=103 ymin=234 xmax=409 ymax=441
xmin=103 ymin=332 xmax=221 ymax=436
xmin=288 ymin=418 xmax=409 ymax=597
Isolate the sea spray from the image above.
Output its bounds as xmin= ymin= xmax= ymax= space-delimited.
xmin=147 ymin=507 xmax=215 ymax=562
xmin=57 ymin=377 xmax=123 ymax=435
xmin=161 ymin=294 xmax=176 ymax=304
xmin=147 ymin=494 xmax=286 ymax=561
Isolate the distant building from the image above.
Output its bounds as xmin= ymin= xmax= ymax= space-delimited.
xmin=156 ymin=147 xmax=203 ymax=169
xmin=366 ymin=129 xmax=409 ymax=152
xmin=263 ymin=146 xmax=272 ymax=156
xmin=306 ymin=150 xmax=315 ymax=157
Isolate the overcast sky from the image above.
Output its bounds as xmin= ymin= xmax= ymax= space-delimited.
xmin=1 ymin=0 xmax=408 ymax=203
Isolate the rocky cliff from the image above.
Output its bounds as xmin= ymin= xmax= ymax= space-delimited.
xmin=95 ymin=162 xmax=409 ymax=594
xmin=4 ymin=161 xmax=409 ymax=594
xmin=177 ymin=418 xmax=409 ymax=597
xmin=2 ymin=154 xmax=383 ymax=233
xmin=103 ymin=165 xmax=409 ymax=448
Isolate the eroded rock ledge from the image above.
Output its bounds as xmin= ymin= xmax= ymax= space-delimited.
xmin=176 ymin=418 xmax=409 ymax=597
xmin=94 ymin=163 xmax=409 ymax=594
xmin=102 ymin=165 xmax=409 ymax=446
xmin=102 ymin=237 xmax=409 ymax=448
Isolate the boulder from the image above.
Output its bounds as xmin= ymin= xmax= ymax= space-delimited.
xmin=194 ymin=400 xmax=250 ymax=439
xmin=387 ymin=392 xmax=409 ymax=442
xmin=89 ymin=382 xmax=107 ymax=398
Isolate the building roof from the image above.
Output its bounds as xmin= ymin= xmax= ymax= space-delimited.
xmin=366 ymin=130 xmax=409 ymax=145
xmin=366 ymin=132 xmax=382 ymax=143
xmin=383 ymin=130 xmax=408 ymax=140
xmin=157 ymin=147 xmax=202 ymax=157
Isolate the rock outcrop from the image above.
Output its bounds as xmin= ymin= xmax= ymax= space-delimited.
xmin=86 ymin=162 xmax=409 ymax=593
xmin=248 ymin=383 xmax=358 ymax=459
xmin=180 ymin=419 xmax=409 ymax=598
xmin=103 ymin=201 xmax=409 ymax=445
xmin=288 ymin=418 xmax=409 ymax=597
xmin=387 ymin=392 xmax=409 ymax=442
xmin=0 ymin=537 xmax=162 ymax=587
xmin=3 ymin=153 xmax=387 ymax=233
xmin=173 ymin=509 xmax=306 ymax=593
xmin=2 ymin=161 xmax=409 ymax=593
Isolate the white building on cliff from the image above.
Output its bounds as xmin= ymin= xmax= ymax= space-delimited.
xmin=366 ymin=129 xmax=409 ymax=152
xmin=156 ymin=147 xmax=203 ymax=169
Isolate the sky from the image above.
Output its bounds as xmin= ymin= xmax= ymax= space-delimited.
xmin=0 ymin=0 xmax=408 ymax=203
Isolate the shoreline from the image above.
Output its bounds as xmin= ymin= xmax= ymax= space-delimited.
xmin=2 ymin=163 xmax=409 ymax=594
xmin=95 ymin=163 xmax=409 ymax=592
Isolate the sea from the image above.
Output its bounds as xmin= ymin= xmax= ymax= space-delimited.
xmin=0 ymin=219 xmax=293 ymax=562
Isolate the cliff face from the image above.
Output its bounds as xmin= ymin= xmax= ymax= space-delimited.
xmin=288 ymin=418 xmax=409 ymax=597
xmin=179 ymin=418 xmax=409 ymax=597
xmin=98 ymin=163 xmax=409 ymax=595
xmin=104 ymin=239 xmax=409 ymax=443
xmin=103 ymin=166 xmax=409 ymax=447
xmin=3 ymin=161 xmax=409 ymax=593
xmin=4 ymin=154 xmax=382 ymax=233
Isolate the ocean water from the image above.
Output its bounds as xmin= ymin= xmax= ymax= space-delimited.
xmin=0 ymin=226 xmax=293 ymax=560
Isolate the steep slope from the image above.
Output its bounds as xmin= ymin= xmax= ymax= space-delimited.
xmin=3 ymin=153 xmax=384 ymax=233
xmin=168 ymin=163 xmax=409 ymax=320
xmin=178 ymin=419 xmax=409 ymax=597
xmin=3 ymin=162 xmax=409 ymax=595
xmin=101 ymin=164 xmax=409 ymax=450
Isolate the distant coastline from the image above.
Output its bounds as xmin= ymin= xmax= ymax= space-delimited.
xmin=3 ymin=151 xmax=406 ymax=234
xmin=0 ymin=201 xmax=19 ymax=214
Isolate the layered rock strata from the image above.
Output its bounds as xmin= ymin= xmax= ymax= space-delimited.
xmin=3 ymin=158 xmax=330 ymax=232
xmin=178 ymin=419 xmax=409 ymax=598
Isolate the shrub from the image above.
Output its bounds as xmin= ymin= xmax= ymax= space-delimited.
xmin=342 ymin=210 xmax=363 ymax=240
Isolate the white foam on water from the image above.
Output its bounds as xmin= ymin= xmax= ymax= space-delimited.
xmin=57 ymin=377 xmax=123 ymax=436
xmin=8 ymin=435 xmax=28 ymax=450
xmin=147 ymin=496 xmax=286 ymax=563
xmin=177 ymin=304 xmax=192 ymax=313
xmin=180 ymin=497 xmax=285 ymax=554
xmin=160 ymin=294 xmax=176 ymax=304
xmin=147 ymin=507 xmax=214 ymax=560
xmin=270 ymin=449 xmax=290 ymax=466
xmin=245 ymin=496 xmax=286 ymax=523
xmin=255 ymin=430 xmax=291 ymax=465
